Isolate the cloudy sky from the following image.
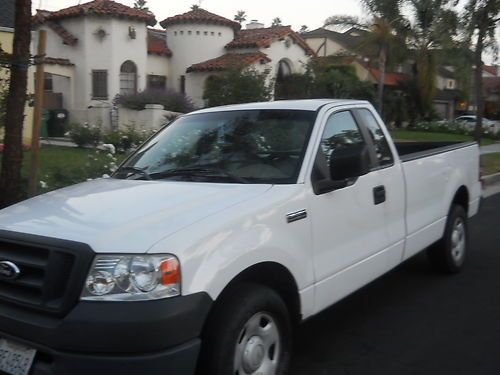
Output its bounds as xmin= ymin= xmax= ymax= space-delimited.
xmin=34 ymin=0 xmax=364 ymax=30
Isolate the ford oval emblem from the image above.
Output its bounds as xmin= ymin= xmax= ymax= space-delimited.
xmin=0 ymin=261 xmax=21 ymax=280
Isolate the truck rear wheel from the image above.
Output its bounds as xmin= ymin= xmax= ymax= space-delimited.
xmin=199 ymin=283 xmax=292 ymax=375
xmin=427 ymin=204 xmax=468 ymax=273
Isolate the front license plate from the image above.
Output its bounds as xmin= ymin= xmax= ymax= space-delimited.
xmin=0 ymin=338 xmax=36 ymax=375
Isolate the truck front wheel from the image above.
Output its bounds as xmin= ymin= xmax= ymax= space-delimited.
xmin=199 ymin=283 xmax=292 ymax=375
xmin=427 ymin=204 xmax=468 ymax=273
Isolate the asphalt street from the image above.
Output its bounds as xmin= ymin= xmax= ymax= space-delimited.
xmin=290 ymin=193 xmax=500 ymax=375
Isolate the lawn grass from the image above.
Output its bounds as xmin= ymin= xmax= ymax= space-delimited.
xmin=0 ymin=146 xmax=126 ymax=191
xmin=481 ymin=153 xmax=500 ymax=176
xmin=390 ymin=129 xmax=494 ymax=146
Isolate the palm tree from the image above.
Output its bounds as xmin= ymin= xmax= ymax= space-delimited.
xmin=324 ymin=11 xmax=405 ymax=115
xmin=406 ymin=0 xmax=459 ymax=119
xmin=234 ymin=10 xmax=247 ymax=24
xmin=461 ymin=0 xmax=500 ymax=143
xmin=271 ymin=17 xmax=282 ymax=27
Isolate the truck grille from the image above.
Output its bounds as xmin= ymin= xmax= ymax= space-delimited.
xmin=0 ymin=233 xmax=94 ymax=316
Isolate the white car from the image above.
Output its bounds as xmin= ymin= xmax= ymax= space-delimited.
xmin=455 ymin=115 xmax=500 ymax=134
xmin=0 ymin=100 xmax=482 ymax=375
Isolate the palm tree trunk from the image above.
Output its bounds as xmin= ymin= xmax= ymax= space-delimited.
xmin=377 ymin=45 xmax=387 ymax=115
xmin=0 ymin=0 xmax=32 ymax=208
xmin=473 ymin=26 xmax=486 ymax=144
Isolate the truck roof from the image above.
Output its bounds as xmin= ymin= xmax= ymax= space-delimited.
xmin=189 ymin=99 xmax=370 ymax=114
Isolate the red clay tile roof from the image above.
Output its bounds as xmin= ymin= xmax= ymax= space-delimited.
xmin=484 ymin=65 xmax=498 ymax=76
xmin=33 ymin=11 xmax=79 ymax=46
xmin=147 ymin=29 xmax=172 ymax=57
xmin=226 ymin=26 xmax=315 ymax=56
xmin=160 ymin=8 xmax=240 ymax=30
xmin=186 ymin=52 xmax=271 ymax=73
xmin=369 ymin=68 xmax=409 ymax=87
xmin=44 ymin=0 xmax=156 ymax=26
xmin=43 ymin=57 xmax=74 ymax=66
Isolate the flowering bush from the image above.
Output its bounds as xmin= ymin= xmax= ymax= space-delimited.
xmin=69 ymin=123 xmax=102 ymax=147
xmin=102 ymin=125 xmax=156 ymax=153
xmin=116 ymin=89 xmax=194 ymax=113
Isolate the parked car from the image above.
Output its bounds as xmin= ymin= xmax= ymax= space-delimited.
xmin=455 ymin=115 xmax=500 ymax=134
xmin=0 ymin=100 xmax=482 ymax=375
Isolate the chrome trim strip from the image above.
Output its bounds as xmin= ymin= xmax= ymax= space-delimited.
xmin=286 ymin=210 xmax=308 ymax=223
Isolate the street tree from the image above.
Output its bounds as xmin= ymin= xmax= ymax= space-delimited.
xmin=461 ymin=0 xmax=500 ymax=143
xmin=0 ymin=0 xmax=32 ymax=208
xmin=234 ymin=10 xmax=247 ymax=24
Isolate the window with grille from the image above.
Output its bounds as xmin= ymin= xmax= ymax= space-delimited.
xmin=92 ymin=70 xmax=108 ymax=99
xmin=147 ymin=75 xmax=167 ymax=90
xmin=120 ymin=61 xmax=137 ymax=95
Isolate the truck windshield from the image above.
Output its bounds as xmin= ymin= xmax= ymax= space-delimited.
xmin=114 ymin=109 xmax=316 ymax=184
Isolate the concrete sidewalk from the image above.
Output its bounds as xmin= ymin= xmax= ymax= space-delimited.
xmin=480 ymin=143 xmax=500 ymax=154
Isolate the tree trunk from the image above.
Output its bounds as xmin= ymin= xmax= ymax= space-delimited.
xmin=0 ymin=0 xmax=32 ymax=208
xmin=473 ymin=26 xmax=486 ymax=145
xmin=377 ymin=45 xmax=387 ymax=116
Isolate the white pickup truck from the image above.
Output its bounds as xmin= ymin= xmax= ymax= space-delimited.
xmin=0 ymin=100 xmax=481 ymax=375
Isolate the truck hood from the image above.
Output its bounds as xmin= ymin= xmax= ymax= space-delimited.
xmin=0 ymin=178 xmax=272 ymax=253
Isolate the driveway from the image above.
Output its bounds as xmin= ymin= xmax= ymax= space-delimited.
xmin=291 ymin=193 xmax=500 ymax=375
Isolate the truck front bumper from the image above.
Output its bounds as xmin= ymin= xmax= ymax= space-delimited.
xmin=0 ymin=292 xmax=213 ymax=375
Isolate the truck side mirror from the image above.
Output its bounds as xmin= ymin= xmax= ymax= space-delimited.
xmin=314 ymin=144 xmax=371 ymax=195
xmin=329 ymin=144 xmax=371 ymax=181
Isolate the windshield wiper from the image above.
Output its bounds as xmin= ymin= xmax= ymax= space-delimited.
xmin=114 ymin=166 xmax=152 ymax=180
xmin=151 ymin=167 xmax=249 ymax=184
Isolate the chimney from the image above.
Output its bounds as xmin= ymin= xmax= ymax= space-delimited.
xmin=246 ymin=20 xmax=264 ymax=29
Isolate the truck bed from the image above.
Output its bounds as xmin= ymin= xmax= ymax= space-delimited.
xmin=395 ymin=141 xmax=477 ymax=162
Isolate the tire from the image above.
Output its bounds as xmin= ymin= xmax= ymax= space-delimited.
xmin=427 ymin=204 xmax=468 ymax=273
xmin=198 ymin=283 xmax=292 ymax=375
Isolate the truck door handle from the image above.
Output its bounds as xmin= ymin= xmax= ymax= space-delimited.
xmin=373 ymin=185 xmax=386 ymax=205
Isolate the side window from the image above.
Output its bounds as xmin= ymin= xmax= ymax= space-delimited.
xmin=357 ymin=109 xmax=394 ymax=167
xmin=313 ymin=111 xmax=365 ymax=182
xmin=320 ymin=111 xmax=365 ymax=161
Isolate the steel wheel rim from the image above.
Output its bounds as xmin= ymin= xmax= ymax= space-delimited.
xmin=234 ymin=312 xmax=281 ymax=375
xmin=451 ymin=217 xmax=466 ymax=263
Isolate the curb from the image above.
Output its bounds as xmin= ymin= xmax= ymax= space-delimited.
xmin=482 ymin=172 xmax=500 ymax=187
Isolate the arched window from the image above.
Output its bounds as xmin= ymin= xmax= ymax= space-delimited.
xmin=276 ymin=59 xmax=292 ymax=83
xmin=120 ymin=60 xmax=137 ymax=95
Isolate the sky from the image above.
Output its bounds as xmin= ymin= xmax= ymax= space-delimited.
xmin=33 ymin=0 xmax=364 ymax=31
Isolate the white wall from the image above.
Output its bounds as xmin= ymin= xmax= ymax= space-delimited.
xmin=146 ymin=54 xmax=169 ymax=80
xmin=165 ymin=23 xmax=235 ymax=97
xmin=303 ymin=36 xmax=347 ymax=57
xmin=35 ymin=16 xmax=149 ymax=124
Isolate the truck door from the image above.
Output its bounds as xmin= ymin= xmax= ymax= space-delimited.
xmin=307 ymin=108 xmax=404 ymax=314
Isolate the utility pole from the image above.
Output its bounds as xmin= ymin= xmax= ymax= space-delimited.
xmin=28 ymin=29 xmax=46 ymax=197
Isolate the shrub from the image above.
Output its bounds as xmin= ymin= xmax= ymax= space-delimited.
xmin=102 ymin=126 xmax=156 ymax=153
xmin=69 ymin=123 xmax=102 ymax=147
xmin=203 ymin=67 xmax=271 ymax=107
xmin=116 ymin=89 xmax=194 ymax=113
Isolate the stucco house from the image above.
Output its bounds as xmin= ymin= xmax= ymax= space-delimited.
xmin=32 ymin=0 xmax=314 ymax=130
xmin=0 ymin=0 xmax=34 ymax=143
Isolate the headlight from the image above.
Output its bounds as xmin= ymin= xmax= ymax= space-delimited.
xmin=81 ymin=254 xmax=180 ymax=301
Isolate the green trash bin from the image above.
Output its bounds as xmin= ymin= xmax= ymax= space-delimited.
xmin=40 ymin=109 xmax=49 ymax=138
